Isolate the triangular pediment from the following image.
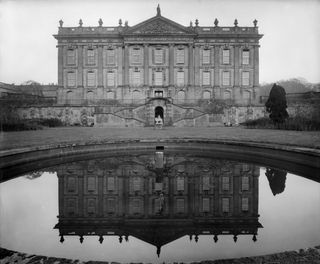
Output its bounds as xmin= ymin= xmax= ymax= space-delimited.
xmin=124 ymin=15 xmax=195 ymax=36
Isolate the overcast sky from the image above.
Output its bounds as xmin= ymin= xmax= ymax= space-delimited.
xmin=0 ymin=0 xmax=319 ymax=85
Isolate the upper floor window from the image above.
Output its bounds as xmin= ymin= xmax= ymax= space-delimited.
xmin=222 ymin=198 xmax=229 ymax=213
xmin=154 ymin=48 xmax=164 ymax=64
xmin=242 ymin=50 xmax=250 ymax=65
xmin=202 ymin=198 xmax=210 ymax=213
xmin=176 ymin=48 xmax=185 ymax=64
xmin=67 ymin=72 xmax=76 ymax=87
xmin=107 ymin=71 xmax=115 ymax=87
xmin=241 ymin=197 xmax=249 ymax=211
xmin=67 ymin=49 xmax=75 ymax=65
xmin=106 ymin=49 xmax=115 ymax=65
xmin=222 ymin=71 xmax=230 ymax=86
xmin=87 ymin=49 xmax=95 ymax=65
xmin=242 ymin=71 xmax=250 ymax=86
xmin=177 ymin=177 xmax=185 ymax=191
xmin=202 ymin=176 xmax=210 ymax=191
xmin=132 ymin=48 xmax=141 ymax=64
xmin=177 ymin=70 xmax=184 ymax=87
xmin=241 ymin=176 xmax=249 ymax=191
xmin=202 ymin=71 xmax=211 ymax=86
xmin=87 ymin=71 xmax=95 ymax=87
xmin=132 ymin=68 xmax=141 ymax=86
xmin=154 ymin=70 xmax=163 ymax=86
xmin=222 ymin=49 xmax=230 ymax=64
xmin=222 ymin=176 xmax=230 ymax=191
xmin=203 ymin=49 xmax=210 ymax=64
xmin=107 ymin=177 xmax=115 ymax=191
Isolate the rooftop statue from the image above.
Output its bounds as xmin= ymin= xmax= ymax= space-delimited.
xmin=59 ymin=19 xmax=63 ymax=28
xmin=157 ymin=4 xmax=161 ymax=16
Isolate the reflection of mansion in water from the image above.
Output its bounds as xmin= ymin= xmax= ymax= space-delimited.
xmin=50 ymin=5 xmax=264 ymax=127
xmin=55 ymin=152 xmax=262 ymax=256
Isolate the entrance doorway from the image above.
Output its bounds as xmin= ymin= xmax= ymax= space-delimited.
xmin=155 ymin=106 xmax=164 ymax=121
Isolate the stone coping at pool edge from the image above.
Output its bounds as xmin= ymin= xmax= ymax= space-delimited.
xmin=1 ymin=246 xmax=320 ymax=264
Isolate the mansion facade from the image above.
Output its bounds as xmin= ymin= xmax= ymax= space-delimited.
xmin=53 ymin=6 xmax=263 ymax=126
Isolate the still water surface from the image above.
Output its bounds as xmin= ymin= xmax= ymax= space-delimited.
xmin=0 ymin=150 xmax=319 ymax=262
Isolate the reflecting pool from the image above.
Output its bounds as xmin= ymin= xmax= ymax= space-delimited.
xmin=0 ymin=148 xmax=319 ymax=262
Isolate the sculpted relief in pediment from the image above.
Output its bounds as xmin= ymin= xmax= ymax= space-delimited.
xmin=134 ymin=20 xmax=186 ymax=34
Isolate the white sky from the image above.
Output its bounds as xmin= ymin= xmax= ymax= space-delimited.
xmin=0 ymin=0 xmax=319 ymax=85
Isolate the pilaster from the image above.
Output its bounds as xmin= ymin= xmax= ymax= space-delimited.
xmin=77 ymin=45 xmax=83 ymax=87
xmin=214 ymin=45 xmax=220 ymax=98
xmin=194 ymin=44 xmax=200 ymax=86
xmin=234 ymin=45 xmax=240 ymax=87
xmin=124 ymin=44 xmax=129 ymax=87
xmin=169 ymin=44 xmax=174 ymax=87
xmin=97 ymin=45 xmax=103 ymax=88
xmin=144 ymin=44 xmax=149 ymax=87
xmin=58 ymin=45 xmax=64 ymax=86
xmin=188 ymin=44 xmax=194 ymax=87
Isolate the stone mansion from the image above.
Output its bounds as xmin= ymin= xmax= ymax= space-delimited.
xmin=52 ymin=5 xmax=263 ymax=127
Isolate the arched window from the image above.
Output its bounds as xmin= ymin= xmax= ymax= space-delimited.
xmin=203 ymin=90 xmax=211 ymax=99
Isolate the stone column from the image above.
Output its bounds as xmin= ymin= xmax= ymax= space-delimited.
xmin=97 ymin=45 xmax=103 ymax=87
xmin=124 ymin=44 xmax=129 ymax=87
xmin=169 ymin=44 xmax=174 ymax=87
xmin=188 ymin=44 xmax=194 ymax=87
xmin=144 ymin=44 xmax=149 ymax=87
xmin=77 ymin=45 xmax=83 ymax=87
xmin=194 ymin=45 xmax=200 ymax=86
xmin=57 ymin=45 xmax=64 ymax=86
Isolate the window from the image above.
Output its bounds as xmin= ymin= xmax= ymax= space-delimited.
xmin=202 ymin=198 xmax=210 ymax=212
xmin=203 ymin=49 xmax=210 ymax=64
xmin=67 ymin=72 xmax=76 ymax=87
xmin=222 ymin=49 xmax=230 ymax=64
xmin=132 ymin=199 xmax=141 ymax=214
xmin=202 ymin=176 xmax=210 ymax=191
xmin=177 ymin=48 xmax=184 ymax=64
xmin=203 ymin=91 xmax=211 ymax=99
xmin=241 ymin=197 xmax=249 ymax=211
xmin=242 ymin=50 xmax=249 ymax=65
xmin=67 ymin=49 xmax=75 ymax=65
xmin=87 ymin=198 xmax=96 ymax=214
xmin=133 ymin=69 xmax=141 ymax=86
xmin=155 ymin=90 xmax=163 ymax=97
xmin=154 ymin=48 xmax=163 ymax=64
xmin=177 ymin=177 xmax=184 ymax=191
xmin=202 ymin=71 xmax=210 ymax=86
xmin=154 ymin=70 xmax=163 ymax=86
xmin=133 ymin=177 xmax=141 ymax=192
xmin=107 ymin=177 xmax=115 ymax=191
xmin=242 ymin=71 xmax=250 ymax=86
xmin=222 ymin=176 xmax=230 ymax=191
xmin=87 ymin=71 xmax=95 ymax=87
xmin=106 ymin=49 xmax=115 ymax=65
xmin=177 ymin=71 xmax=184 ymax=86
xmin=107 ymin=71 xmax=115 ymax=87
xmin=67 ymin=177 xmax=76 ymax=192
xmin=87 ymin=176 xmax=96 ymax=192
xmin=107 ymin=198 xmax=116 ymax=213
xmin=177 ymin=90 xmax=185 ymax=103
xmin=242 ymin=176 xmax=249 ymax=191
xmin=222 ymin=71 xmax=230 ymax=86
xmin=132 ymin=48 xmax=141 ymax=64
xmin=224 ymin=90 xmax=231 ymax=100
xmin=177 ymin=198 xmax=185 ymax=213
xmin=87 ymin=49 xmax=95 ymax=65
xmin=222 ymin=198 xmax=229 ymax=213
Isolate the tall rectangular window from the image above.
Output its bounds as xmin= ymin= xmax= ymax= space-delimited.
xmin=154 ymin=48 xmax=163 ymax=64
xmin=87 ymin=71 xmax=95 ymax=87
xmin=202 ymin=176 xmax=210 ymax=191
xmin=242 ymin=197 xmax=249 ymax=211
xmin=67 ymin=72 xmax=76 ymax=87
xmin=67 ymin=49 xmax=75 ymax=65
xmin=203 ymin=49 xmax=210 ymax=64
xmin=132 ymin=199 xmax=141 ymax=214
xmin=177 ymin=71 xmax=184 ymax=86
xmin=154 ymin=70 xmax=163 ymax=86
xmin=177 ymin=49 xmax=185 ymax=64
xmin=177 ymin=177 xmax=184 ymax=191
xmin=222 ymin=198 xmax=229 ymax=213
xmin=107 ymin=177 xmax=115 ymax=191
xmin=177 ymin=198 xmax=185 ymax=213
xmin=222 ymin=49 xmax=230 ymax=64
xmin=132 ymin=48 xmax=141 ymax=64
xmin=242 ymin=50 xmax=250 ymax=65
xmin=222 ymin=71 xmax=230 ymax=86
xmin=202 ymin=71 xmax=210 ymax=86
xmin=87 ymin=176 xmax=96 ymax=192
xmin=133 ymin=69 xmax=141 ymax=86
xmin=107 ymin=71 xmax=115 ymax=87
xmin=107 ymin=198 xmax=116 ymax=213
xmin=87 ymin=49 xmax=95 ymax=65
xmin=242 ymin=71 xmax=250 ymax=86
xmin=106 ymin=49 xmax=115 ymax=65
xmin=242 ymin=176 xmax=249 ymax=191
xmin=202 ymin=198 xmax=210 ymax=212
xmin=133 ymin=177 xmax=141 ymax=192
xmin=222 ymin=176 xmax=230 ymax=191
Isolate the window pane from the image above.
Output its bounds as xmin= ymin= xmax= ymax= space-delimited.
xmin=222 ymin=71 xmax=230 ymax=86
xmin=222 ymin=176 xmax=230 ymax=191
xmin=87 ymin=198 xmax=96 ymax=214
xmin=242 ymin=71 xmax=250 ymax=86
xmin=222 ymin=49 xmax=230 ymax=64
xmin=107 ymin=49 xmax=115 ymax=65
xmin=242 ymin=50 xmax=249 ymax=65
xmin=107 ymin=198 xmax=116 ymax=213
xmin=202 ymin=71 xmax=210 ymax=85
xmin=177 ymin=198 xmax=185 ymax=213
xmin=222 ymin=198 xmax=229 ymax=213
xmin=177 ymin=49 xmax=184 ymax=64
xmin=87 ymin=177 xmax=96 ymax=192
xmin=67 ymin=49 xmax=75 ymax=65
xmin=202 ymin=176 xmax=210 ymax=191
xmin=107 ymin=177 xmax=115 ymax=191
xmin=203 ymin=49 xmax=210 ymax=64
xmin=132 ymin=48 xmax=141 ymax=64
xmin=133 ymin=70 xmax=141 ymax=86
xmin=87 ymin=49 xmax=95 ymax=64
xmin=67 ymin=72 xmax=76 ymax=87
xmin=87 ymin=72 xmax=95 ymax=87
xmin=133 ymin=177 xmax=141 ymax=191
xmin=107 ymin=72 xmax=115 ymax=87
xmin=177 ymin=71 xmax=184 ymax=86
xmin=155 ymin=48 xmax=163 ymax=64
xmin=154 ymin=71 xmax=163 ymax=86
xmin=242 ymin=176 xmax=249 ymax=191
xmin=242 ymin=197 xmax=249 ymax=211
xmin=202 ymin=198 xmax=210 ymax=212
xmin=177 ymin=177 xmax=184 ymax=191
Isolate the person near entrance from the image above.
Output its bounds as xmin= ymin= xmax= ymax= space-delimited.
xmin=155 ymin=115 xmax=163 ymax=129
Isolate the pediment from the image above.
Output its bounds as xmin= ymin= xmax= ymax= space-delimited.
xmin=124 ymin=16 xmax=194 ymax=36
